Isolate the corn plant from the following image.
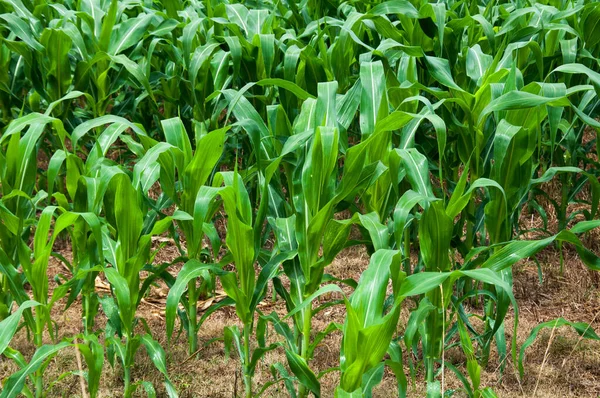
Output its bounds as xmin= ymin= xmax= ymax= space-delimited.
xmin=101 ymin=174 xmax=178 ymax=397
xmin=154 ymin=118 xmax=227 ymax=355
xmin=259 ymin=83 xmax=388 ymax=396
xmin=2 ymin=0 xmax=600 ymax=397
xmin=217 ymin=171 xmax=295 ymax=398
xmin=0 ymin=203 xmax=104 ymax=398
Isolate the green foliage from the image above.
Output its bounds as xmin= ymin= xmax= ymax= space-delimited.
xmin=1 ymin=0 xmax=600 ymax=397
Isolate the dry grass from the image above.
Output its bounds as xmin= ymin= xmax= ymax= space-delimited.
xmin=3 ymin=239 xmax=600 ymax=398
xmin=4 ymin=191 xmax=600 ymax=397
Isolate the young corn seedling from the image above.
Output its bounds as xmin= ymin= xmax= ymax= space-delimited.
xmin=165 ymin=168 xmax=295 ymax=397
xmin=385 ymin=147 xmax=503 ymax=393
xmin=48 ymin=115 xmax=157 ymax=335
xmin=336 ymin=250 xmax=404 ymax=397
xmin=261 ymin=82 xmax=383 ymax=397
xmin=218 ymin=171 xmax=288 ymax=398
xmin=0 ymin=205 xmax=104 ymax=398
xmin=101 ymin=174 xmax=177 ymax=397
xmin=0 ymin=0 xmax=600 ymax=397
xmin=157 ymin=117 xmax=227 ymax=355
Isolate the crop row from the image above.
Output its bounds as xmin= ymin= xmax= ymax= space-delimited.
xmin=1 ymin=0 xmax=600 ymax=397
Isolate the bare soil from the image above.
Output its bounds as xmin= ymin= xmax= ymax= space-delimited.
xmin=4 ymin=154 xmax=600 ymax=398
xmin=2 ymin=236 xmax=600 ymax=398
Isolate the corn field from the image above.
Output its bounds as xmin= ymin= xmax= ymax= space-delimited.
xmin=1 ymin=0 xmax=600 ymax=396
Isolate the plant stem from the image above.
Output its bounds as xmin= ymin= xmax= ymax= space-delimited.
xmin=124 ymin=336 xmax=132 ymax=398
xmin=465 ymin=198 xmax=476 ymax=305
xmin=298 ymin=304 xmax=312 ymax=398
xmin=188 ymin=280 xmax=198 ymax=355
xmin=480 ymin=296 xmax=494 ymax=368
xmin=83 ymin=292 xmax=91 ymax=335
xmin=123 ymin=367 xmax=131 ymax=398
xmin=243 ymin=323 xmax=252 ymax=398
xmin=425 ymin=287 xmax=441 ymax=383
xmin=403 ymin=228 xmax=411 ymax=275
xmin=34 ymin=307 xmax=44 ymax=398
xmin=558 ymin=173 xmax=569 ymax=276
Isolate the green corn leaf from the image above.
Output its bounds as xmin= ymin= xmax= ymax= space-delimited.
xmin=478 ymin=91 xmax=569 ymax=125
xmin=335 ymin=386 xmax=363 ymax=398
xmin=109 ymin=13 xmax=153 ymax=55
xmin=466 ymin=44 xmax=493 ymax=85
xmin=394 ymin=149 xmax=434 ymax=198
xmin=141 ymin=334 xmax=178 ymax=397
xmin=103 ymin=267 xmax=133 ymax=335
xmin=165 ymin=260 xmax=225 ymax=341
xmin=0 ymin=342 xmax=71 ymax=398
xmin=369 ymin=1 xmax=419 ymax=18
xmin=76 ymin=335 xmax=104 ymax=398
xmin=40 ymin=28 xmax=73 ymax=101
xmin=424 ymin=56 xmax=463 ymax=92
xmin=419 ymin=201 xmax=453 ymax=272
xmin=360 ymin=61 xmax=388 ymax=138
xmin=250 ymin=250 xmax=297 ymax=312
xmin=181 ymin=127 xmax=227 ymax=210
xmin=0 ymin=13 xmax=44 ymax=51
xmin=285 ymin=349 xmax=320 ymax=397
xmin=256 ymin=78 xmax=315 ymax=100
xmin=519 ymin=318 xmax=600 ymax=378
xmin=0 ymin=300 xmax=39 ymax=356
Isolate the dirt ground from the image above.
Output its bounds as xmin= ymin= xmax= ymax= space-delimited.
xmin=4 ymin=141 xmax=600 ymax=397
xmin=2 ymin=235 xmax=600 ymax=398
